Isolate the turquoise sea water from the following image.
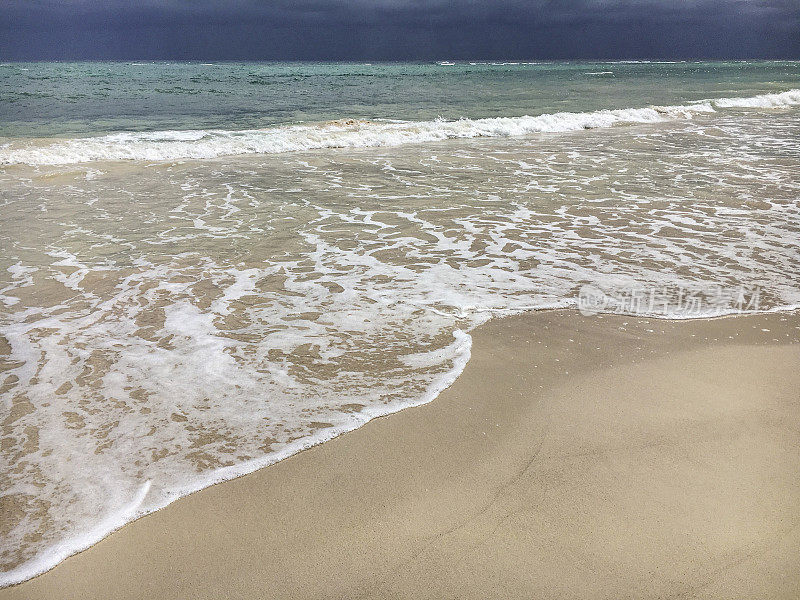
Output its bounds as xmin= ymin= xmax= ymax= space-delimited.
xmin=2 ymin=60 xmax=799 ymax=137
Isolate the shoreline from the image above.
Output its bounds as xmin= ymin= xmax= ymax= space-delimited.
xmin=2 ymin=308 xmax=799 ymax=598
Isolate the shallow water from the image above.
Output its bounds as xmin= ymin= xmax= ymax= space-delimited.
xmin=1 ymin=61 xmax=800 ymax=585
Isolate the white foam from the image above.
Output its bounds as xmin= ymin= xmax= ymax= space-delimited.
xmin=711 ymin=88 xmax=800 ymax=108
xmin=0 ymin=482 xmax=152 ymax=588
xmin=2 ymin=89 xmax=798 ymax=166
xmin=2 ymin=95 xmax=799 ymax=587
xmin=0 ymin=326 xmax=473 ymax=588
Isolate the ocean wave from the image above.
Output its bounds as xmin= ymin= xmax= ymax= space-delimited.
xmin=1 ymin=89 xmax=799 ymax=166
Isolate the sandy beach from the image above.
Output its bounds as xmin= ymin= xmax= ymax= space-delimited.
xmin=1 ymin=309 xmax=798 ymax=599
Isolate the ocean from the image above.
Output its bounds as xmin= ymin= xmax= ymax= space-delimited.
xmin=1 ymin=60 xmax=799 ymax=585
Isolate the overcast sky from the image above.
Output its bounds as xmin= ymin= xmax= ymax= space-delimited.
xmin=2 ymin=0 xmax=799 ymax=61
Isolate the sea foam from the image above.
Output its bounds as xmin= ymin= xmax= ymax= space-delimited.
xmin=2 ymin=85 xmax=800 ymax=588
xmin=1 ymin=89 xmax=798 ymax=166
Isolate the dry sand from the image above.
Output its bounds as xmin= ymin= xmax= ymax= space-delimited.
xmin=2 ymin=310 xmax=799 ymax=599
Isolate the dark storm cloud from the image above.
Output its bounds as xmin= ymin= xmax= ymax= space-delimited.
xmin=1 ymin=0 xmax=798 ymax=60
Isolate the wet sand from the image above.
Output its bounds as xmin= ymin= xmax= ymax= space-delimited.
xmin=2 ymin=310 xmax=799 ymax=599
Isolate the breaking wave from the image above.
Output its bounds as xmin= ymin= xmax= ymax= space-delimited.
xmin=2 ymin=89 xmax=799 ymax=166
